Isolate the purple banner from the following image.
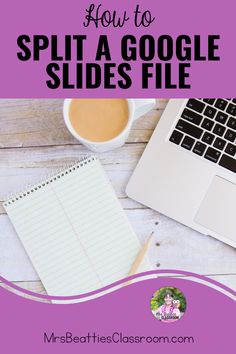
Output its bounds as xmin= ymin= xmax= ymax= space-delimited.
xmin=0 ymin=276 xmax=236 ymax=353
xmin=0 ymin=0 xmax=235 ymax=97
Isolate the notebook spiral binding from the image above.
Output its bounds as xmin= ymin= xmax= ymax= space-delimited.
xmin=3 ymin=155 xmax=97 ymax=207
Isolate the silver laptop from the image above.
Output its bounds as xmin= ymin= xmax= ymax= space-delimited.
xmin=126 ymin=99 xmax=236 ymax=248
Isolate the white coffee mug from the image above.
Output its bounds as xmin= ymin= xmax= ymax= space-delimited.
xmin=63 ymin=98 xmax=156 ymax=153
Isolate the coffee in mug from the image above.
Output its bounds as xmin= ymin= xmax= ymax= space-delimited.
xmin=69 ymin=98 xmax=129 ymax=142
xmin=63 ymin=98 xmax=156 ymax=152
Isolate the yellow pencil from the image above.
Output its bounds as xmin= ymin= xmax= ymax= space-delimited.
xmin=128 ymin=231 xmax=154 ymax=276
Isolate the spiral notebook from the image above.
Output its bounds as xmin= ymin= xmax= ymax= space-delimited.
xmin=4 ymin=157 xmax=150 ymax=296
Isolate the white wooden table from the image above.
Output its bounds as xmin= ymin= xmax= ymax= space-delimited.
xmin=0 ymin=99 xmax=236 ymax=296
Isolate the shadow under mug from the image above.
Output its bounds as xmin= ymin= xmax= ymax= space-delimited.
xmin=63 ymin=98 xmax=156 ymax=153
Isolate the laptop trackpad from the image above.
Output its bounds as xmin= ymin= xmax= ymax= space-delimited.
xmin=195 ymin=176 xmax=236 ymax=242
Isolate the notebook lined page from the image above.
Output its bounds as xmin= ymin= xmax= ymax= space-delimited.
xmin=4 ymin=157 xmax=150 ymax=296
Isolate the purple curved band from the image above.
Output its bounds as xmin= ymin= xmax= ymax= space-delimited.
xmin=0 ymin=270 xmax=235 ymax=301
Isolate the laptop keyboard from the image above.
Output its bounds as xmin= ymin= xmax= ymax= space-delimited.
xmin=169 ymin=99 xmax=236 ymax=173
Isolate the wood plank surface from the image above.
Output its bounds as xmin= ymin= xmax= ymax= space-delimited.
xmin=0 ymin=99 xmax=166 ymax=148
xmin=0 ymin=99 xmax=236 ymax=294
